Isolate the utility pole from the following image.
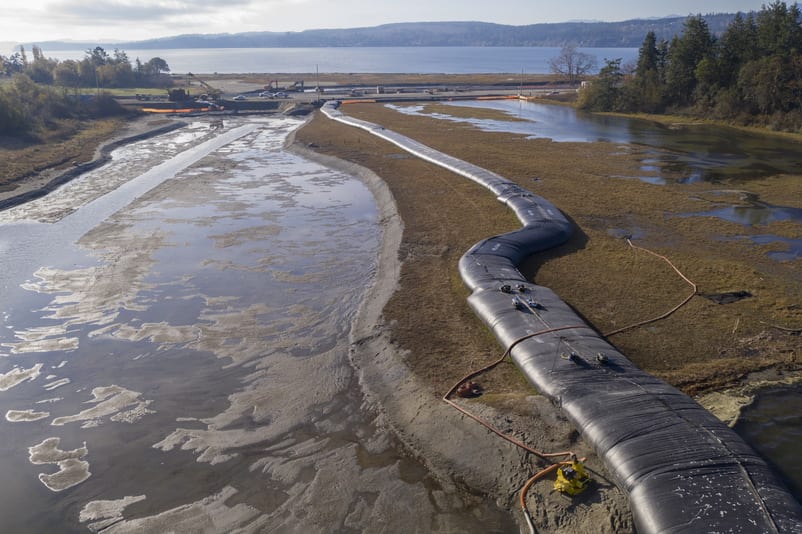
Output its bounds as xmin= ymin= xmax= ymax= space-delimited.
xmin=316 ymin=64 xmax=321 ymax=103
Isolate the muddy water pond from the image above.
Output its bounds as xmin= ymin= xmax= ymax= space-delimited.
xmin=0 ymin=118 xmax=513 ymax=532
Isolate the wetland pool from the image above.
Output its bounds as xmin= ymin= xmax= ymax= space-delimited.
xmin=400 ymin=99 xmax=802 ymax=185
xmin=388 ymin=100 xmax=802 ymax=261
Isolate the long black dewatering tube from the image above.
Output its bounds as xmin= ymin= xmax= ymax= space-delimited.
xmin=320 ymin=101 xmax=802 ymax=533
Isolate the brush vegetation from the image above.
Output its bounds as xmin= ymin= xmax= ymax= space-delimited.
xmin=0 ymin=74 xmax=127 ymax=138
xmin=0 ymin=45 xmax=170 ymax=138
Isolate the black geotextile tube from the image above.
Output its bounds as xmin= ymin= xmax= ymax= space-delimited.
xmin=320 ymin=101 xmax=802 ymax=533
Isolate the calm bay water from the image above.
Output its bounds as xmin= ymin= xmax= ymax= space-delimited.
xmin=41 ymin=46 xmax=638 ymax=74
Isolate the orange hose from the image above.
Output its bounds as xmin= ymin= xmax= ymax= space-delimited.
xmin=442 ymin=324 xmax=591 ymax=460
xmin=442 ymin=325 xmax=597 ymax=531
xmin=604 ymin=238 xmax=698 ymax=337
xmin=444 ymin=240 xmax=695 ymax=527
xmin=518 ymin=463 xmax=562 ymax=510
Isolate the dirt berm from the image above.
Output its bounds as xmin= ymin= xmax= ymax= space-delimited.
xmin=290 ymin=114 xmax=634 ymax=533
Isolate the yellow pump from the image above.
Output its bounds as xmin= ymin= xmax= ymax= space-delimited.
xmin=553 ymin=456 xmax=591 ymax=496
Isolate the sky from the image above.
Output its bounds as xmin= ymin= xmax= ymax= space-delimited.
xmin=0 ymin=0 xmax=774 ymax=46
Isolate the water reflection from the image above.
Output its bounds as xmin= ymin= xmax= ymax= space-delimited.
xmin=680 ymin=191 xmax=802 ymax=227
xmin=723 ymin=234 xmax=802 ymax=261
xmin=391 ymin=100 xmax=802 ymax=252
xmin=0 ymin=117 xmax=514 ymax=532
xmin=688 ymin=203 xmax=802 ymax=226
xmin=735 ymin=387 xmax=802 ymax=502
xmin=394 ymin=99 xmax=802 ymax=185
xmin=750 ymin=235 xmax=802 ymax=260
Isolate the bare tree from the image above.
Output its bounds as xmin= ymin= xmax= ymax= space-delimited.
xmin=549 ymin=45 xmax=597 ymax=86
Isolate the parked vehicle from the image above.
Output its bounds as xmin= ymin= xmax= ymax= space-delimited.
xmin=233 ymin=95 xmax=246 ymax=101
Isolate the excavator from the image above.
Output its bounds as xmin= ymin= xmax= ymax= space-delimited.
xmin=187 ymin=72 xmax=223 ymax=101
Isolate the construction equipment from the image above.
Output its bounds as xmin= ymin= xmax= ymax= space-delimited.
xmin=187 ymin=72 xmax=222 ymax=101
xmin=553 ymin=456 xmax=591 ymax=496
xmin=167 ymin=88 xmax=190 ymax=102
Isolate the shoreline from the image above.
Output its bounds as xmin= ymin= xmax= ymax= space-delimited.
xmin=0 ymin=116 xmax=186 ymax=211
xmin=698 ymin=369 xmax=802 ymax=426
xmin=288 ymin=123 xmax=633 ymax=531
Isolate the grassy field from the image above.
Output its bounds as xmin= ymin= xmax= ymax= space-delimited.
xmin=295 ymin=103 xmax=801 ymax=398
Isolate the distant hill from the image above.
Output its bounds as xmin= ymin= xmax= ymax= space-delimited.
xmin=23 ymin=15 xmax=739 ymax=51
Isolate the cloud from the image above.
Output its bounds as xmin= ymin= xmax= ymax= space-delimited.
xmin=47 ymin=0 xmax=254 ymax=24
xmin=12 ymin=0 xmax=315 ymax=42
xmin=5 ymin=0 xmax=770 ymax=45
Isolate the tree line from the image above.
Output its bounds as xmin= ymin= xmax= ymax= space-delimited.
xmin=0 ymin=46 xmax=170 ymax=137
xmin=1 ymin=45 xmax=170 ymax=88
xmin=578 ymin=1 xmax=802 ymax=131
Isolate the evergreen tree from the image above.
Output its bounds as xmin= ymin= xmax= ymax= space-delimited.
xmin=636 ymin=31 xmax=660 ymax=77
xmin=718 ymin=13 xmax=758 ymax=86
xmin=569 ymin=2 xmax=802 ymax=127
xmin=740 ymin=2 xmax=802 ymax=115
xmin=755 ymin=1 xmax=802 ymax=55
xmin=578 ymin=58 xmax=624 ymax=111
xmin=664 ymin=15 xmax=715 ymax=106
xmin=631 ymin=31 xmax=665 ymax=111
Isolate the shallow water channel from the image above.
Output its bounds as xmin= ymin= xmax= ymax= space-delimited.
xmin=0 ymin=118 xmax=513 ymax=532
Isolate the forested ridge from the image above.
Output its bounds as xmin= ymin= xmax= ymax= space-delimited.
xmin=17 ymin=16 xmax=738 ymax=51
xmin=580 ymin=1 xmax=802 ymax=130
